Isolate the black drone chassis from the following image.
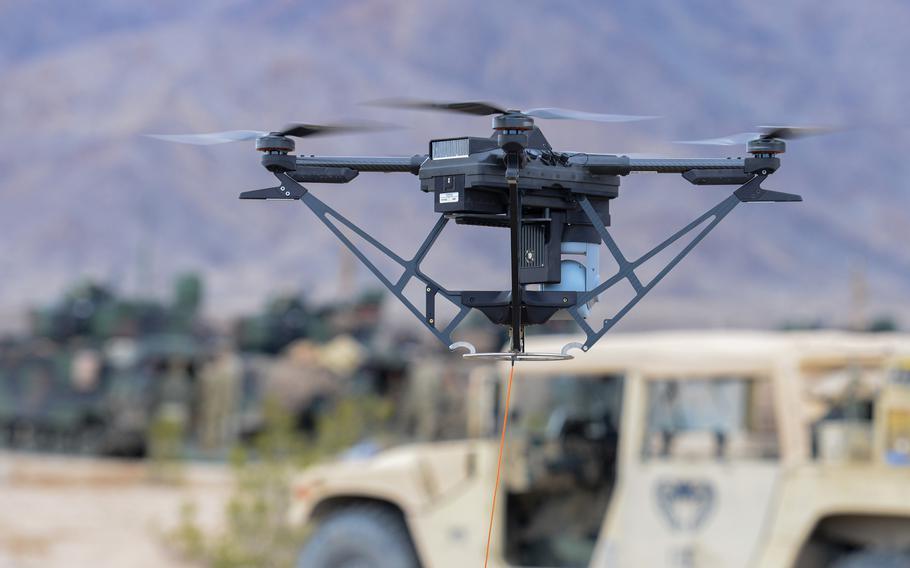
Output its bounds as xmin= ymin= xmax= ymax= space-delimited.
xmin=240 ymin=148 xmax=799 ymax=359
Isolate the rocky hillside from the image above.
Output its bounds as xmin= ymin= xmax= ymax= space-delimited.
xmin=1 ymin=0 xmax=908 ymax=332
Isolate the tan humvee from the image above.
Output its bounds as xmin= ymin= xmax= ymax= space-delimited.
xmin=290 ymin=331 xmax=910 ymax=568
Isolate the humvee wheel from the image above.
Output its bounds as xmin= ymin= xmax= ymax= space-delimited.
xmin=832 ymin=550 xmax=910 ymax=568
xmin=297 ymin=505 xmax=419 ymax=568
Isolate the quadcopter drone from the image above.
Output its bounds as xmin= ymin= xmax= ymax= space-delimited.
xmin=151 ymin=99 xmax=826 ymax=360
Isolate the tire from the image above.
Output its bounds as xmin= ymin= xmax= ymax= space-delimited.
xmin=297 ymin=505 xmax=419 ymax=568
xmin=831 ymin=550 xmax=910 ymax=568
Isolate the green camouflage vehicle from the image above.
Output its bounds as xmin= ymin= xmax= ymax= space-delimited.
xmin=0 ymin=334 xmax=246 ymax=456
xmin=0 ymin=340 xmax=112 ymax=452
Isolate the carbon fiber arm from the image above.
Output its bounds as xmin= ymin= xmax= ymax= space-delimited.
xmin=560 ymin=173 xmax=798 ymax=355
xmin=570 ymin=154 xmax=747 ymax=174
xmin=263 ymin=172 xmax=470 ymax=347
xmin=296 ymin=155 xmax=427 ymax=173
xmin=627 ymin=157 xmax=746 ymax=173
xmin=295 ymin=154 xmax=749 ymax=175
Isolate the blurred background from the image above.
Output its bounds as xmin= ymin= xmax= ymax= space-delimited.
xmin=0 ymin=1 xmax=908 ymax=567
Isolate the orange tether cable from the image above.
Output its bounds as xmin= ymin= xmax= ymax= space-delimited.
xmin=483 ymin=360 xmax=516 ymax=568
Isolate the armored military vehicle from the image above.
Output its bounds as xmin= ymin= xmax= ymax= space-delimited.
xmin=0 ymin=335 xmax=212 ymax=455
xmin=0 ymin=339 xmax=112 ymax=452
xmin=289 ymin=331 xmax=910 ymax=568
xmin=0 ymin=275 xmax=271 ymax=456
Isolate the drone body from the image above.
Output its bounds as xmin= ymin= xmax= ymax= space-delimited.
xmin=151 ymin=101 xmax=815 ymax=360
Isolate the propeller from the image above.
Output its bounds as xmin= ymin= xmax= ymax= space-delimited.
xmin=145 ymin=121 xmax=390 ymax=145
xmin=675 ymin=125 xmax=836 ymax=146
xmin=367 ymin=98 xmax=659 ymax=123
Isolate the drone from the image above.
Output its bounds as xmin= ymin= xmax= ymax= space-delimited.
xmin=150 ymin=99 xmax=827 ymax=361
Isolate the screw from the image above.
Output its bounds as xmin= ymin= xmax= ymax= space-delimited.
xmin=280 ymin=186 xmax=285 ymax=190
xmin=426 ymin=287 xmax=432 ymax=292
xmin=761 ymin=170 xmax=767 ymax=175
xmin=582 ymin=346 xmax=589 ymax=351
xmin=562 ymin=297 xmax=568 ymax=303
xmin=428 ymin=318 xmax=435 ymax=324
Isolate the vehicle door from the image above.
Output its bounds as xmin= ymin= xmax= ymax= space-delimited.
xmin=602 ymin=373 xmax=781 ymax=568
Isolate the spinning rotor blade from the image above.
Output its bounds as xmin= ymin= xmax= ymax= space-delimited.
xmin=523 ymin=107 xmax=659 ymax=122
xmin=367 ymin=98 xmax=657 ymax=123
xmin=146 ymin=121 xmax=390 ymax=145
xmin=674 ymin=132 xmax=759 ymax=146
xmin=275 ymin=121 xmax=392 ymax=137
xmin=755 ymin=125 xmax=836 ymax=140
xmin=145 ymin=130 xmax=267 ymax=145
xmin=368 ymin=98 xmax=506 ymax=116
xmin=676 ymin=125 xmax=837 ymax=145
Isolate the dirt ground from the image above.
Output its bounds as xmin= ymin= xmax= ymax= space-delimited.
xmin=0 ymin=452 xmax=231 ymax=568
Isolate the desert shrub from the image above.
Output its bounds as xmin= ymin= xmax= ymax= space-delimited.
xmin=169 ymin=395 xmax=395 ymax=568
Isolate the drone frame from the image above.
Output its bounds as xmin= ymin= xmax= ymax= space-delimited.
xmin=245 ymin=169 xmax=795 ymax=359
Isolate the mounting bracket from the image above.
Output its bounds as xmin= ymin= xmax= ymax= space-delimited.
xmin=560 ymin=175 xmax=800 ymax=355
xmin=243 ymin=173 xmax=472 ymax=347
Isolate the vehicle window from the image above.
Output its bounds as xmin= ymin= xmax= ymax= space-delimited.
xmin=892 ymin=363 xmax=910 ymax=387
xmin=802 ymin=362 xmax=882 ymax=462
xmin=642 ymin=377 xmax=778 ymax=461
xmin=399 ymin=361 xmax=473 ymax=441
xmin=509 ymin=374 xmax=624 ymax=440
